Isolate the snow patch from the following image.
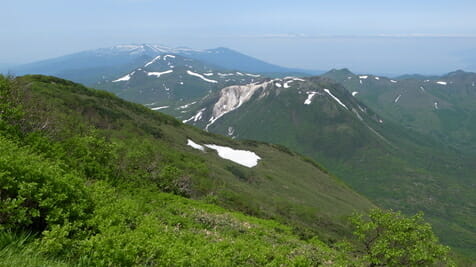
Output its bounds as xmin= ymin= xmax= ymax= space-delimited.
xmin=177 ymin=101 xmax=197 ymax=110
xmin=352 ymin=91 xmax=359 ymax=96
xmin=359 ymin=75 xmax=368 ymax=79
xmin=434 ymin=102 xmax=439 ymax=109
xmin=183 ymin=108 xmax=206 ymax=123
xmin=324 ymin=89 xmax=348 ymax=110
xmin=112 ymin=72 xmax=134 ymax=82
xmin=245 ymin=73 xmax=261 ymax=78
xmin=394 ymin=94 xmax=402 ymax=103
xmin=304 ymin=91 xmax=317 ymax=105
xmin=147 ymin=70 xmax=173 ymax=78
xmin=187 ymin=70 xmax=218 ymax=83
xmin=187 ymin=139 xmax=205 ymax=152
xmin=275 ymin=82 xmax=282 ymax=88
xmin=151 ymin=106 xmax=169 ymax=110
xmin=436 ymin=81 xmax=447 ymax=85
xmin=163 ymin=54 xmax=176 ymax=60
xmin=204 ymin=144 xmax=260 ymax=168
xmin=390 ymin=80 xmax=397 ymax=83
xmin=203 ymin=72 xmax=214 ymax=76
xmin=227 ymin=126 xmax=234 ymax=136
xmin=144 ymin=56 xmax=161 ymax=67
xmin=374 ymin=76 xmax=380 ymax=80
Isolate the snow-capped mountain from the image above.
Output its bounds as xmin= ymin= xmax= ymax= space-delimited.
xmin=95 ymin=53 xmax=262 ymax=111
xmin=10 ymin=44 xmax=319 ymax=85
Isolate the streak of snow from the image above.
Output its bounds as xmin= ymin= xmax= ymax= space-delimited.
xmin=394 ymin=94 xmax=402 ymax=103
xmin=352 ymin=91 xmax=359 ymax=96
xmin=187 ymin=139 xmax=205 ymax=151
xmin=434 ymin=102 xmax=439 ymax=109
xmin=436 ymin=81 xmax=447 ymax=85
xmin=187 ymin=70 xmax=218 ymax=83
xmin=304 ymin=91 xmax=317 ymax=105
xmin=204 ymin=144 xmax=261 ymax=168
xmin=144 ymin=56 xmax=161 ymax=67
xmin=359 ymin=80 xmax=363 ymax=85
xmin=275 ymin=83 xmax=282 ymax=87
xmin=147 ymin=70 xmax=173 ymax=78
xmin=324 ymin=89 xmax=348 ymax=110
xmin=151 ymin=106 xmax=169 ymax=110
xmin=375 ymin=77 xmax=380 ymax=80
xmin=420 ymin=86 xmax=425 ymax=92
xmin=183 ymin=108 xmax=206 ymax=123
xmin=359 ymin=75 xmax=368 ymax=79
xmin=236 ymin=72 xmax=244 ymax=76
xmin=203 ymin=73 xmax=214 ymax=76
xmin=163 ymin=54 xmax=176 ymax=60
xmin=245 ymin=73 xmax=261 ymax=77
xmin=177 ymin=101 xmax=197 ymax=110
xmin=390 ymin=80 xmax=397 ymax=83
xmin=112 ymin=72 xmax=134 ymax=82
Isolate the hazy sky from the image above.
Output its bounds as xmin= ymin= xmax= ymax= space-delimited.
xmin=3 ymin=0 xmax=476 ymax=74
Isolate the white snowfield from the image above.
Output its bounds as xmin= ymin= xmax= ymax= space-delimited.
xmin=304 ymin=91 xmax=317 ymax=105
xmin=206 ymin=81 xmax=273 ymax=130
xmin=186 ymin=139 xmax=261 ymax=167
xmin=112 ymin=72 xmax=135 ymax=82
xmin=436 ymin=81 xmax=447 ymax=85
xmin=183 ymin=108 xmax=206 ymax=123
xmin=352 ymin=91 xmax=359 ymax=96
xmin=187 ymin=139 xmax=205 ymax=151
xmin=204 ymin=144 xmax=261 ymax=168
xmin=359 ymin=75 xmax=368 ymax=79
xmin=187 ymin=70 xmax=218 ymax=83
xmin=324 ymin=89 xmax=348 ymax=110
xmin=147 ymin=70 xmax=174 ymax=78
xmin=151 ymin=106 xmax=169 ymax=110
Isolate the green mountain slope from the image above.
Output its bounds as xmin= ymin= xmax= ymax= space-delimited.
xmin=322 ymin=69 xmax=476 ymax=154
xmin=182 ymin=75 xmax=476 ymax=259
xmin=0 ymin=75 xmax=383 ymax=265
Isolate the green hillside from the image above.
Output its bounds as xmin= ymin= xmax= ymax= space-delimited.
xmin=0 ymin=74 xmax=383 ymax=265
xmin=322 ymin=69 xmax=476 ymax=154
xmin=183 ymin=75 xmax=476 ymax=260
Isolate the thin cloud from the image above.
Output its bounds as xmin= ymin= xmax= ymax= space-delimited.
xmin=237 ymin=33 xmax=476 ymax=39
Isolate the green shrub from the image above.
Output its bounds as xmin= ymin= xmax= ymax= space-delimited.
xmin=0 ymin=136 xmax=93 ymax=233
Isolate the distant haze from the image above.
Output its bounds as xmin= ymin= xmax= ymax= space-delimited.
xmin=3 ymin=0 xmax=476 ymax=75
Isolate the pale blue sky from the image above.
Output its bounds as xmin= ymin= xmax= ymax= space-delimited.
xmin=3 ymin=0 xmax=476 ymax=74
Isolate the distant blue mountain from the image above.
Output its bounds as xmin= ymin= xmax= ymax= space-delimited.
xmin=9 ymin=44 xmax=322 ymax=85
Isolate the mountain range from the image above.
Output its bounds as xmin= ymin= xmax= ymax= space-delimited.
xmin=4 ymin=44 xmax=476 ymax=262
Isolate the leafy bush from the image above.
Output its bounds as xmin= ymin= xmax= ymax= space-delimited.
xmin=0 ymin=136 xmax=93 ymax=233
xmin=349 ymin=209 xmax=453 ymax=267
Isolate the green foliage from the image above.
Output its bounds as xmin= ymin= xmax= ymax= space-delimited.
xmin=349 ymin=209 xmax=453 ymax=267
xmin=0 ymin=135 xmax=93 ymax=233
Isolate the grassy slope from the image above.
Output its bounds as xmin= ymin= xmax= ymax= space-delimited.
xmin=0 ymin=75 xmax=380 ymax=263
xmin=0 ymin=135 xmax=349 ymax=266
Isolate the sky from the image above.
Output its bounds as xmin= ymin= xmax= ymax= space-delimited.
xmin=2 ymin=0 xmax=476 ymax=75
